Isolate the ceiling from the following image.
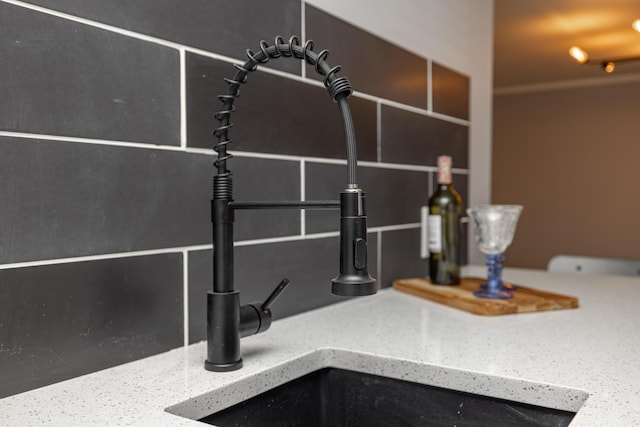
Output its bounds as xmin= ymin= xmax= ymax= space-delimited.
xmin=494 ymin=0 xmax=640 ymax=89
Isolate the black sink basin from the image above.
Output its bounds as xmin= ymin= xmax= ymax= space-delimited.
xmin=198 ymin=367 xmax=576 ymax=427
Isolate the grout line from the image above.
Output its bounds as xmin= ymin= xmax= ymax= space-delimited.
xmin=376 ymin=101 xmax=382 ymax=163
xmin=0 ymin=244 xmax=213 ymax=270
xmin=182 ymin=250 xmax=189 ymax=348
xmin=0 ymin=131 xmax=185 ymax=152
xmin=179 ymin=48 xmax=187 ymax=149
xmin=229 ymin=150 xmax=306 ymax=162
xmin=230 ymin=150 xmax=469 ymax=174
xmin=376 ymin=231 xmax=382 ymax=281
xmin=233 ymin=223 xmax=422 ymax=247
xmin=300 ymin=159 xmax=306 ymax=236
xmin=427 ymin=59 xmax=433 ymax=112
xmin=300 ymin=159 xmax=306 ymax=201
xmin=301 ymin=1 xmax=306 ymax=79
xmin=370 ymin=223 xmax=421 ymax=233
xmin=354 ymin=92 xmax=469 ymax=126
xmin=358 ymin=161 xmax=467 ymax=175
xmin=0 ymin=130 xmax=468 ymax=175
xmin=0 ymin=131 xmax=469 ymax=175
xmin=0 ymin=224 xmax=423 ymax=270
xmin=188 ymin=46 xmax=318 ymax=86
xmin=184 ymin=146 xmax=214 ymax=156
xmin=234 ymin=231 xmax=339 ymax=247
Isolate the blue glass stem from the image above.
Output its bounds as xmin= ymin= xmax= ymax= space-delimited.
xmin=486 ymin=252 xmax=505 ymax=291
xmin=473 ymin=252 xmax=513 ymax=299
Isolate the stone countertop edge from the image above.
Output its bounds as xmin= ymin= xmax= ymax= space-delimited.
xmin=1 ymin=266 xmax=639 ymax=426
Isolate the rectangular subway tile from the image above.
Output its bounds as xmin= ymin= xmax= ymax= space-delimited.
xmin=380 ymin=105 xmax=469 ymax=168
xmin=304 ymin=163 xmax=430 ymax=234
xmin=380 ymin=228 xmax=427 ymax=287
xmin=188 ymin=233 xmax=378 ymax=343
xmin=24 ymin=0 xmax=302 ymax=75
xmin=231 ymin=156 xmax=301 ymax=241
xmin=0 ymin=2 xmax=180 ymax=145
xmin=0 ymin=137 xmax=300 ymax=264
xmin=0 ymin=253 xmax=183 ymax=398
xmin=432 ymin=62 xmax=470 ymax=120
xmin=305 ymin=5 xmax=428 ymax=109
xmin=186 ymin=52 xmax=377 ymax=161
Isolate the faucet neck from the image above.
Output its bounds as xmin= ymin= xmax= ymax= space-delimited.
xmin=213 ymin=36 xmax=359 ymax=190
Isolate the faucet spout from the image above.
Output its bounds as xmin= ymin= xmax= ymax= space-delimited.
xmin=205 ymin=36 xmax=377 ymax=372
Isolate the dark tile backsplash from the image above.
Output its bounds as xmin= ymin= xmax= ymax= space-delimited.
xmin=188 ymin=234 xmax=378 ymax=343
xmin=305 ymin=5 xmax=429 ymax=109
xmin=381 ymin=228 xmax=428 ymax=286
xmin=25 ymin=0 xmax=302 ymax=75
xmin=0 ymin=136 xmax=210 ymax=264
xmin=380 ymin=104 xmax=469 ymax=167
xmin=0 ymin=1 xmax=471 ymax=397
xmin=0 ymin=2 xmax=180 ymax=145
xmin=432 ymin=63 xmax=470 ymax=120
xmin=186 ymin=52 xmax=378 ymax=161
xmin=305 ymin=163 xmax=431 ymax=233
xmin=0 ymin=253 xmax=183 ymax=398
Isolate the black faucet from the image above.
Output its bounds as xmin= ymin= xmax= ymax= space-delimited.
xmin=205 ymin=36 xmax=377 ymax=372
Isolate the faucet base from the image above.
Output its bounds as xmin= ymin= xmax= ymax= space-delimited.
xmin=204 ymin=359 xmax=243 ymax=372
xmin=206 ymin=291 xmax=242 ymax=372
xmin=332 ymin=278 xmax=378 ymax=297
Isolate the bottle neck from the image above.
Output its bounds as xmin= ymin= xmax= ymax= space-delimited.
xmin=437 ymin=167 xmax=452 ymax=184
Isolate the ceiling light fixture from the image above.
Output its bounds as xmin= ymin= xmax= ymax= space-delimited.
xmin=569 ymin=20 xmax=640 ymax=74
xmin=569 ymin=48 xmax=640 ymax=73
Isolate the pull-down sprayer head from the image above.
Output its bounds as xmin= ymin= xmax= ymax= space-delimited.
xmin=332 ymin=188 xmax=377 ymax=296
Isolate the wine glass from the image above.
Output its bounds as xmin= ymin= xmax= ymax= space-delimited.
xmin=467 ymin=205 xmax=523 ymax=299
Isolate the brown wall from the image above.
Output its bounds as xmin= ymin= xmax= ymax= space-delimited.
xmin=492 ymin=81 xmax=640 ymax=270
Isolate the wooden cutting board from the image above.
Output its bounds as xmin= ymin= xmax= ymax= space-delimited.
xmin=392 ymin=277 xmax=579 ymax=316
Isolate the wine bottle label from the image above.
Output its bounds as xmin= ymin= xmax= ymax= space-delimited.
xmin=428 ymin=215 xmax=442 ymax=253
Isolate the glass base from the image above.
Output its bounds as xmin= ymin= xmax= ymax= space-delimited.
xmin=473 ymin=287 xmax=513 ymax=300
xmin=480 ymin=282 xmax=517 ymax=291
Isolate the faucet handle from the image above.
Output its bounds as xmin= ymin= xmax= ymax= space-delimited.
xmin=240 ymin=278 xmax=290 ymax=338
xmin=261 ymin=278 xmax=290 ymax=310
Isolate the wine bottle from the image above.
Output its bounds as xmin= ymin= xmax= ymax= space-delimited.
xmin=428 ymin=156 xmax=462 ymax=285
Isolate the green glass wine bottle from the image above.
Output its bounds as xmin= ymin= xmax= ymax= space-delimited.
xmin=428 ymin=156 xmax=462 ymax=285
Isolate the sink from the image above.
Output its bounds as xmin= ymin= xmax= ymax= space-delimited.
xmin=196 ymin=367 xmax=576 ymax=427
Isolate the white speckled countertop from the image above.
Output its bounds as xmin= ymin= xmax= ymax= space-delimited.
xmin=1 ymin=266 xmax=640 ymax=426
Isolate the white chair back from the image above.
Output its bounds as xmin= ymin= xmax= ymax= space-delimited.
xmin=547 ymin=255 xmax=640 ymax=276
